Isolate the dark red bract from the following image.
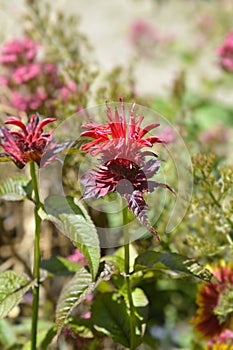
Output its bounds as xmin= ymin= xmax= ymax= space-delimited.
xmin=0 ymin=113 xmax=56 ymax=168
xmin=80 ymin=101 xmax=174 ymax=241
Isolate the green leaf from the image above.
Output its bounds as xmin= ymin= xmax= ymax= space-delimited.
xmin=134 ymin=251 xmax=213 ymax=282
xmin=43 ymin=195 xmax=100 ymax=279
xmin=0 ymin=175 xmax=31 ymax=201
xmin=0 ymin=319 xmax=16 ymax=347
xmin=40 ymin=256 xmax=81 ymax=276
xmin=0 ymin=271 xmax=35 ymax=319
xmin=68 ymin=317 xmax=94 ymax=339
xmin=92 ymin=292 xmax=141 ymax=347
xmin=132 ymin=288 xmax=148 ymax=324
xmin=39 ymin=326 xmax=57 ymax=350
xmin=132 ymin=288 xmax=148 ymax=308
xmin=56 ymin=267 xmax=94 ymax=333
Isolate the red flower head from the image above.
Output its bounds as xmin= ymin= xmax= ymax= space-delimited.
xmin=0 ymin=113 xmax=56 ymax=168
xmin=80 ymin=100 xmax=174 ymax=241
xmin=192 ymin=263 xmax=233 ymax=339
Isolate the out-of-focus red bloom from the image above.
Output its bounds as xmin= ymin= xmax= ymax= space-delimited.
xmin=217 ymin=31 xmax=233 ymax=72
xmin=0 ymin=113 xmax=56 ymax=168
xmin=206 ymin=329 xmax=233 ymax=350
xmin=192 ymin=263 xmax=233 ymax=339
xmin=80 ymin=101 xmax=174 ymax=241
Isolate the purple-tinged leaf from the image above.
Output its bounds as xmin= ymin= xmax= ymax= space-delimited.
xmin=147 ymin=181 xmax=176 ymax=195
xmin=123 ymin=190 xmax=160 ymax=242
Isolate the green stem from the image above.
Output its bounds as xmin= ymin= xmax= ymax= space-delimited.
xmin=30 ymin=162 xmax=42 ymax=350
xmin=122 ymin=202 xmax=136 ymax=350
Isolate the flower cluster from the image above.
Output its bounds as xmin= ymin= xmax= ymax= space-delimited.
xmin=0 ymin=37 xmax=78 ymax=114
xmin=80 ymin=101 xmax=174 ymax=241
xmin=0 ymin=113 xmax=56 ymax=168
xmin=217 ymin=31 xmax=233 ymax=72
xmin=192 ymin=263 xmax=233 ymax=339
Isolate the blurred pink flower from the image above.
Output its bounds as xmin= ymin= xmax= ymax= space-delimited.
xmin=197 ymin=15 xmax=215 ymax=31
xmin=0 ymin=75 xmax=9 ymax=86
xmin=157 ymin=126 xmax=176 ymax=143
xmin=81 ymin=311 xmax=91 ymax=319
xmin=0 ymin=37 xmax=39 ymax=66
xmin=217 ymin=31 xmax=233 ymax=72
xmin=129 ymin=19 xmax=174 ymax=57
xmin=130 ymin=19 xmax=158 ymax=43
xmin=11 ymin=89 xmax=48 ymax=112
xmin=67 ymin=249 xmax=88 ymax=266
xmin=59 ymin=81 xmax=77 ymax=102
xmin=12 ymin=63 xmax=41 ymax=84
xmin=199 ymin=125 xmax=229 ymax=145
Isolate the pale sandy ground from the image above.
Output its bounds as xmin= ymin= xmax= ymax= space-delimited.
xmin=0 ymin=0 xmax=231 ymax=103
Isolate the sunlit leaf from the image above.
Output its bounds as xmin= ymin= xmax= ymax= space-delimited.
xmin=43 ymin=195 xmax=100 ymax=279
xmin=0 ymin=271 xmax=34 ymax=319
xmin=56 ymin=267 xmax=94 ymax=333
xmin=0 ymin=176 xmax=31 ymax=201
xmin=134 ymin=251 xmax=213 ymax=282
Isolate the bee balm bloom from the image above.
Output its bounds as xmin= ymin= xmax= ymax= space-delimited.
xmin=0 ymin=113 xmax=56 ymax=168
xmin=80 ymin=101 xmax=174 ymax=241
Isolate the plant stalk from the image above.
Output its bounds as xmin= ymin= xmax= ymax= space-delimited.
xmin=122 ymin=202 xmax=136 ymax=350
xmin=30 ymin=161 xmax=42 ymax=350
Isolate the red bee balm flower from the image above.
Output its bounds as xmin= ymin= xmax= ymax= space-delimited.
xmin=80 ymin=101 xmax=174 ymax=241
xmin=0 ymin=113 xmax=56 ymax=168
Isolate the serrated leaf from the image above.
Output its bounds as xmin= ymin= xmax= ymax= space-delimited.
xmin=92 ymin=292 xmax=141 ymax=348
xmin=0 ymin=271 xmax=34 ymax=319
xmin=43 ymin=195 xmax=100 ymax=279
xmin=40 ymin=256 xmax=81 ymax=276
xmin=134 ymin=251 xmax=213 ymax=282
xmin=56 ymin=267 xmax=94 ymax=333
xmin=0 ymin=176 xmax=31 ymax=201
